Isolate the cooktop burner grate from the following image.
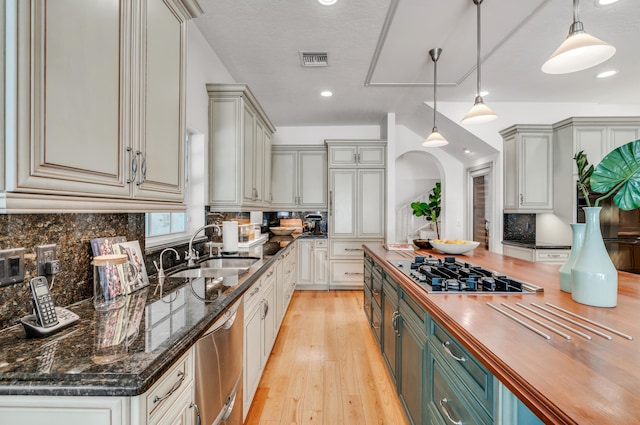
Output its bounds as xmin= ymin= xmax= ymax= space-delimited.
xmin=388 ymin=255 xmax=543 ymax=294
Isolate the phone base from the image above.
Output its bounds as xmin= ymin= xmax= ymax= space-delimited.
xmin=20 ymin=307 xmax=80 ymax=338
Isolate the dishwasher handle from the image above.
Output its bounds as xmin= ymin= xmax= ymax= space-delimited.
xmin=222 ymin=310 xmax=238 ymax=330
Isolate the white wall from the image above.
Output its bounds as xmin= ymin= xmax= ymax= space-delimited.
xmin=272 ymin=125 xmax=382 ymax=145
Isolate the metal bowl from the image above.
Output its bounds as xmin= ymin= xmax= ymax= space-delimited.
xmin=269 ymin=227 xmax=296 ymax=235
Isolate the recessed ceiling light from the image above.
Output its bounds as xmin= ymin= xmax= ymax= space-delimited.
xmin=320 ymin=91 xmax=333 ymax=97
xmin=464 ymin=148 xmax=473 ymax=154
xmin=597 ymin=0 xmax=619 ymax=5
xmin=318 ymin=0 xmax=337 ymax=5
xmin=596 ymin=70 xmax=618 ymax=78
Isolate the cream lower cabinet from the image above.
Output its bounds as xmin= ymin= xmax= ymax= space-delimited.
xmin=207 ymin=84 xmax=276 ymax=211
xmin=297 ymin=239 xmax=328 ymax=289
xmin=243 ymin=266 xmax=277 ymax=420
xmin=2 ymin=0 xmax=198 ymax=213
xmin=0 ymin=349 xmax=196 ymax=425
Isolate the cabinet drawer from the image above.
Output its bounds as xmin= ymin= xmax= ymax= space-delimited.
xmin=330 ymin=240 xmax=366 ymax=258
xmin=146 ymin=350 xmax=193 ymax=421
xmin=429 ymin=320 xmax=493 ymax=413
xmin=535 ymin=249 xmax=570 ymax=263
xmin=330 ymin=260 xmax=365 ymax=286
xmin=314 ymin=239 xmax=328 ymax=248
xmin=371 ymin=265 xmax=383 ymax=307
xmin=244 ymin=278 xmax=265 ymax=316
xmin=427 ymin=351 xmax=492 ymax=425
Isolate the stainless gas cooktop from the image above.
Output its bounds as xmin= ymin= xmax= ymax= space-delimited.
xmin=389 ymin=255 xmax=543 ymax=294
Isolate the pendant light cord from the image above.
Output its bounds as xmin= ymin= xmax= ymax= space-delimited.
xmin=475 ymin=0 xmax=481 ymax=100
xmin=433 ymin=52 xmax=438 ymax=130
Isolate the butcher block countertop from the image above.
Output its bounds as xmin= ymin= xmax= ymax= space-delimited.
xmin=363 ymin=243 xmax=640 ymax=425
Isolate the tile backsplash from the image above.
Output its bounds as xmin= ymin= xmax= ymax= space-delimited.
xmin=0 ymin=213 xmax=144 ymax=329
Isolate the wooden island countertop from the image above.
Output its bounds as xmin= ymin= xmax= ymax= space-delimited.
xmin=364 ymin=244 xmax=640 ymax=425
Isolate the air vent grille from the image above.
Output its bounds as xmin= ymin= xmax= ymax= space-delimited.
xmin=300 ymin=52 xmax=328 ymax=67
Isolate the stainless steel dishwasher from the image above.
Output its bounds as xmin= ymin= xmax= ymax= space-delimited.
xmin=194 ymin=296 xmax=243 ymax=425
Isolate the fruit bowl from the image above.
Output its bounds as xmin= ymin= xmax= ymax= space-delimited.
xmin=269 ymin=227 xmax=296 ymax=236
xmin=430 ymin=239 xmax=480 ymax=255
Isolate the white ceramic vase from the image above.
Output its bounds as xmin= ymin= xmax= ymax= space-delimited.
xmin=558 ymin=223 xmax=586 ymax=293
xmin=571 ymin=207 xmax=618 ymax=307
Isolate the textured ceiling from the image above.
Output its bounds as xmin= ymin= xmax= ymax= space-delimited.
xmin=194 ymin=0 xmax=640 ymax=161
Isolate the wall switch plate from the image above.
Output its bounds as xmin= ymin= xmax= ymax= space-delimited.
xmin=36 ymin=244 xmax=57 ymax=276
xmin=0 ymin=248 xmax=25 ymax=287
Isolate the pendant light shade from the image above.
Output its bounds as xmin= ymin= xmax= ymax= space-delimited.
xmin=423 ymin=48 xmax=448 ymax=148
xmin=461 ymin=0 xmax=497 ymax=125
xmin=542 ymin=0 xmax=616 ymax=74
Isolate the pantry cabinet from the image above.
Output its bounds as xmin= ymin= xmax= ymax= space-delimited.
xmin=271 ymin=146 xmax=327 ymax=209
xmin=501 ymin=125 xmax=553 ymax=213
xmin=207 ymin=83 xmax=276 ymax=211
xmin=2 ymin=0 xmax=199 ymax=212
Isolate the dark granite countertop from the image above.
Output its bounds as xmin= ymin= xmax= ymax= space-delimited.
xmin=502 ymin=240 xmax=571 ymax=250
xmin=0 ymin=243 xmax=295 ymax=397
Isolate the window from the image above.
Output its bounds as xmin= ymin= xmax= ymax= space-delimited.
xmin=145 ymin=130 xmax=205 ymax=247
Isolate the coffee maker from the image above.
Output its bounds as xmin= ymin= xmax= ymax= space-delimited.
xmin=304 ymin=214 xmax=324 ymax=234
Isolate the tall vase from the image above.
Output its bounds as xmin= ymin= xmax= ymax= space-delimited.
xmin=571 ymin=207 xmax=618 ymax=307
xmin=558 ymin=223 xmax=586 ymax=293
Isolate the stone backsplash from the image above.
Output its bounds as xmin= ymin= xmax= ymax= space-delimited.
xmin=0 ymin=213 xmax=144 ymax=329
xmin=503 ymin=213 xmax=536 ymax=242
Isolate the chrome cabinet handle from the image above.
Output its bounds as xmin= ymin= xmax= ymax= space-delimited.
xmin=391 ymin=311 xmax=399 ymax=334
xmin=153 ymin=370 xmax=185 ymax=405
xmin=127 ymin=147 xmax=137 ymax=184
xmin=442 ymin=341 xmax=466 ymax=362
xmin=190 ymin=402 xmax=201 ymax=425
xmin=263 ymin=299 xmax=269 ymax=318
xmin=346 ymin=272 xmax=364 ymax=276
xmin=520 ymin=193 xmax=524 ymax=205
xmin=137 ymin=152 xmax=146 ymax=186
xmin=439 ymin=398 xmax=462 ymax=425
xmin=249 ymin=286 xmax=260 ymax=297
xmin=344 ymin=248 xmax=364 ymax=252
xmin=372 ymin=321 xmax=379 ymax=329
xmin=372 ymin=288 xmax=380 ymax=296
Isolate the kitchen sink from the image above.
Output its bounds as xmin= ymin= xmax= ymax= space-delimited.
xmin=198 ymin=257 xmax=259 ymax=273
xmin=168 ymin=268 xmax=227 ymax=279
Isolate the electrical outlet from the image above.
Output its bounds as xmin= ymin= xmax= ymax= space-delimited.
xmin=36 ymin=244 xmax=57 ymax=276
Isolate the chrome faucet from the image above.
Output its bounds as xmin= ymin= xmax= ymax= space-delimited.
xmin=154 ymin=248 xmax=180 ymax=279
xmin=186 ymin=224 xmax=221 ymax=267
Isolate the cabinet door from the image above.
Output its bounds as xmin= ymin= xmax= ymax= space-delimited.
xmin=297 ymin=240 xmax=314 ymax=285
xmin=382 ymin=281 xmax=398 ymax=386
xmin=242 ymin=105 xmax=256 ymax=203
xmin=299 ymin=151 xmax=327 ymax=208
xmin=263 ymin=130 xmax=272 ymax=205
xmin=357 ymin=146 xmax=386 ymax=167
xmin=574 ymin=126 xmax=607 ymax=168
xmin=152 ymin=385 xmax=195 ymax=425
xmin=330 ymin=169 xmax=357 ymax=238
xmin=519 ymin=133 xmax=552 ymax=210
xmin=11 ymin=1 xmax=130 ymax=198
xmin=244 ymin=299 xmax=263 ymax=412
xmin=503 ymin=135 xmax=518 ymax=211
xmin=262 ymin=280 xmax=277 ymax=359
xmin=135 ymin=0 xmax=185 ymax=201
xmin=275 ymin=259 xmax=285 ymax=328
xmin=358 ymin=169 xmax=385 ymax=238
xmin=314 ymin=247 xmax=328 ymax=285
xmin=271 ymin=151 xmax=298 ymax=207
xmin=609 ymin=126 xmax=640 ymax=150
xmin=398 ymin=306 xmax=427 ymax=425
xmin=330 ymin=260 xmax=365 ymax=289
xmin=254 ymin=120 xmax=265 ymax=203
xmin=328 ymin=145 xmax=358 ymax=167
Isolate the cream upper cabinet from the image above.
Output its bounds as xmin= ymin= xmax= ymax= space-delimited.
xmin=271 ymin=146 xmax=327 ymax=210
xmin=207 ymin=84 xmax=275 ymax=211
xmin=553 ymin=117 xmax=640 ymax=226
xmin=500 ymin=125 xmax=553 ymax=213
xmin=327 ymin=141 xmax=386 ymax=168
xmin=1 ymin=0 xmax=199 ymax=212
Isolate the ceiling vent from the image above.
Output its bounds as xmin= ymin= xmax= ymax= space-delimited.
xmin=300 ymin=52 xmax=328 ymax=67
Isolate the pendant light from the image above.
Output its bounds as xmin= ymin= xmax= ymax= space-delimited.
xmin=541 ymin=0 xmax=616 ymax=74
xmin=461 ymin=0 xmax=498 ymax=125
xmin=423 ymin=48 xmax=448 ymax=148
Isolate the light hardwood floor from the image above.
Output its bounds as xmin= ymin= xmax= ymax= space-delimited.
xmin=244 ymin=290 xmax=410 ymax=425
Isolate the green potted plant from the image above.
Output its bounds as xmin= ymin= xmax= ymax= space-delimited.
xmin=411 ymin=181 xmax=441 ymax=243
xmin=571 ymin=139 xmax=640 ymax=307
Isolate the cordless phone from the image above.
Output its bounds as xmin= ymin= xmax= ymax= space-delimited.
xmin=20 ymin=276 xmax=79 ymax=337
xmin=29 ymin=276 xmax=58 ymax=327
